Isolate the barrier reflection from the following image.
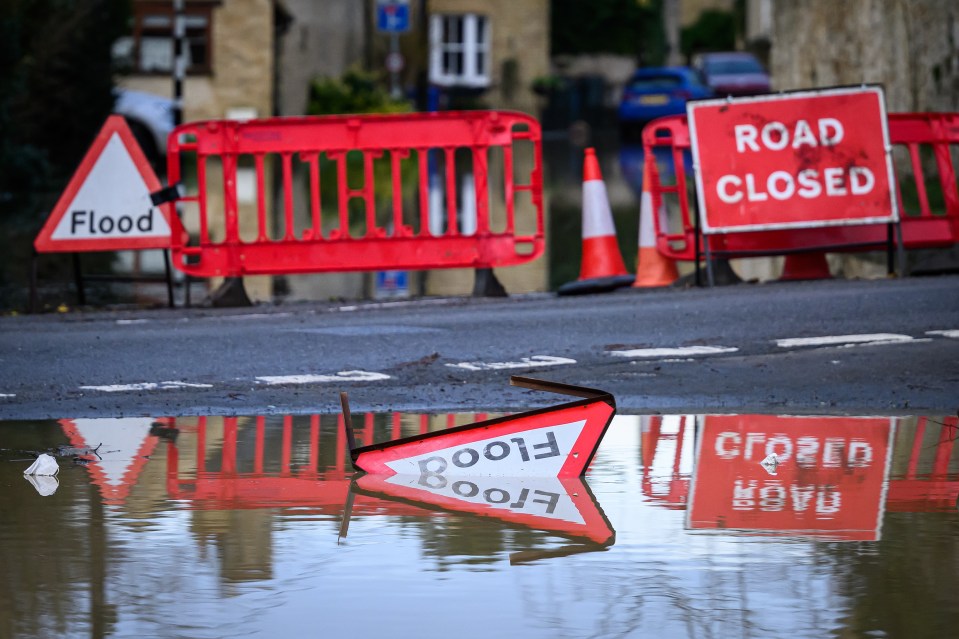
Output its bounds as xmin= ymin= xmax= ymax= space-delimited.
xmin=640 ymin=414 xmax=959 ymax=540
xmin=59 ymin=412 xmax=613 ymax=562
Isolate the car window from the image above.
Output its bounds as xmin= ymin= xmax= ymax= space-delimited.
xmin=627 ymin=75 xmax=683 ymax=91
xmin=704 ymin=58 xmax=764 ymax=74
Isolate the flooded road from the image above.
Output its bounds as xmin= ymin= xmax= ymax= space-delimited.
xmin=2 ymin=412 xmax=958 ymax=638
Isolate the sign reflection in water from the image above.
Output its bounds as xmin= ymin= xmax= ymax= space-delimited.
xmin=639 ymin=413 xmax=959 ymax=539
xmin=2 ymin=411 xmax=957 ymax=637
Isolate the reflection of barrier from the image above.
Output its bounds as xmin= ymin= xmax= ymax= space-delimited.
xmin=886 ymin=415 xmax=959 ymax=512
xmin=642 ymin=112 xmax=959 ymax=283
xmin=158 ymin=413 xmax=615 ymax=556
xmin=161 ymin=413 xmax=496 ymax=512
xmin=166 ymin=111 xmax=544 ymax=278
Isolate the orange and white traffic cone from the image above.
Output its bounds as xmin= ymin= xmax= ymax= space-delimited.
xmin=557 ymin=148 xmax=634 ymax=296
xmin=780 ymin=252 xmax=831 ymax=280
xmin=633 ymin=160 xmax=678 ymax=287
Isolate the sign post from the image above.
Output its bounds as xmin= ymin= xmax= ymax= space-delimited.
xmin=30 ymin=115 xmax=181 ymax=311
xmin=376 ymin=0 xmax=410 ymax=99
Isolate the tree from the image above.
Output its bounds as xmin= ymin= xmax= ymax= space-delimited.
xmin=551 ymin=0 xmax=665 ymax=65
xmin=0 ymin=0 xmax=129 ymax=308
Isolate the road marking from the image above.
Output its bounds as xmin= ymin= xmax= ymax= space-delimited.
xmin=609 ymin=345 xmax=738 ymax=358
xmin=116 ymin=319 xmax=149 ymax=325
xmin=446 ymin=355 xmax=576 ymax=371
xmin=927 ymin=329 xmax=959 ymax=339
xmin=775 ymin=333 xmax=914 ymax=348
xmin=80 ymin=381 xmax=213 ymax=392
xmin=220 ymin=312 xmax=293 ymax=321
xmin=0 ymin=393 xmax=15 ymax=398
xmin=255 ymin=370 xmax=390 ymax=385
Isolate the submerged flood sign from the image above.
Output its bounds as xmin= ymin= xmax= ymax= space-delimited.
xmin=34 ymin=115 xmax=175 ymax=253
xmin=341 ymin=377 xmax=616 ymax=478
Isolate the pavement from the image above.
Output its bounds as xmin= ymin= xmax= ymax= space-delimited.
xmin=0 ymin=274 xmax=957 ymax=420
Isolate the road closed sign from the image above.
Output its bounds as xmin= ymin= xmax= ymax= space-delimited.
xmin=34 ymin=115 xmax=177 ymax=253
xmin=688 ymin=86 xmax=898 ymax=233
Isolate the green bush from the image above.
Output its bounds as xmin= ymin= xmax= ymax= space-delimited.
xmin=307 ymin=68 xmax=411 ymax=116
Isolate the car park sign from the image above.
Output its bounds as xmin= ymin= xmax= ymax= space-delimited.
xmin=688 ymin=86 xmax=898 ymax=233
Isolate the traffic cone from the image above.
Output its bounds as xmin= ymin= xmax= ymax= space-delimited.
xmin=780 ymin=252 xmax=831 ymax=280
xmin=633 ymin=160 xmax=678 ymax=287
xmin=557 ymin=148 xmax=634 ymax=296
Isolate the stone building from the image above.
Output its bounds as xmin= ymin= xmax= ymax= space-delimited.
xmin=755 ymin=0 xmax=958 ymax=113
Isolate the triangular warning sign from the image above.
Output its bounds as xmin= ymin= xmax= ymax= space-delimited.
xmin=34 ymin=115 xmax=178 ymax=253
xmin=59 ymin=417 xmax=161 ymax=505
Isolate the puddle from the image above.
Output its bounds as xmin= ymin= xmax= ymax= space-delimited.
xmin=2 ymin=412 xmax=958 ymax=637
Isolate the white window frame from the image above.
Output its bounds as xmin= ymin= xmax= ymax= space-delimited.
xmin=429 ymin=13 xmax=491 ymax=88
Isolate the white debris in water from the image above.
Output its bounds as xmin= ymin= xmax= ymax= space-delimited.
xmin=24 ymin=453 xmax=59 ymax=476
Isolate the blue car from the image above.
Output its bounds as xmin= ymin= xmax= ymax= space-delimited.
xmin=618 ymin=67 xmax=713 ymax=138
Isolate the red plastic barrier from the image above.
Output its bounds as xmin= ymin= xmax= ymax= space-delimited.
xmin=166 ymin=111 xmax=543 ymax=277
xmin=642 ymin=112 xmax=959 ymax=262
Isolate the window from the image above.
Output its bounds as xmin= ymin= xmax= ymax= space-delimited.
xmin=429 ymin=14 xmax=490 ymax=88
xmin=112 ymin=2 xmax=215 ymax=75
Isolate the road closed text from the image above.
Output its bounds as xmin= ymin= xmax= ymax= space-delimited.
xmin=716 ymin=118 xmax=877 ymax=204
xmin=688 ymin=87 xmax=895 ymax=231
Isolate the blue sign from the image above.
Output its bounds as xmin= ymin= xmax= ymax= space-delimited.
xmin=376 ymin=2 xmax=410 ymax=33
xmin=375 ymin=270 xmax=410 ymax=299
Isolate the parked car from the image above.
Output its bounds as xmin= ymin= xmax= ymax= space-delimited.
xmin=692 ymin=52 xmax=771 ymax=97
xmin=112 ymin=88 xmax=175 ymax=173
xmin=618 ymin=67 xmax=713 ymax=138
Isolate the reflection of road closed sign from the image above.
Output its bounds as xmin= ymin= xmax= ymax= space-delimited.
xmin=34 ymin=115 xmax=175 ymax=253
xmin=688 ymin=415 xmax=895 ymax=541
xmin=688 ymin=86 xmax=898 ymax=233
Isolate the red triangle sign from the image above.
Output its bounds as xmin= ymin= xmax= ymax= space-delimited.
xmin=344 ymin=377 xmax=616 ymax=478
xmin=59 ymin=417 xmax=161 ymax=505
xmin=34 ymin=115 xmax=179 ymax=253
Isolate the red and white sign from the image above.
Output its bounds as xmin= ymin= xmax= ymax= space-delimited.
xmin=60 ymin=417 xmax=161 ymax=505
xmin=688 ymin=86 xmax=898 ymax=234
xmin=34 ymin=115 xmax=176 ymax=253
xmin=357 ymin=474 xmax=615 ymax=545
xmin=687 ymin=415 xmax=895 ymax=541
xmin=351 ymin=400 xmax=615 ymax=478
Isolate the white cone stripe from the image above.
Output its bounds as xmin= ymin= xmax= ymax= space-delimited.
xmin=582 ymin=180 xmax=616 ymax=239
xmin=638 ymin=191 xmax=656 ymax=248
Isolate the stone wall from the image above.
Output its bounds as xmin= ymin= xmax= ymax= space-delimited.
xmin=769 ymin=0 xmax=959 ymax=112
xmin=276 ymin=0 xmax=366 ymax=116
xmin=429 ymin=0 xmax=550 ymax=114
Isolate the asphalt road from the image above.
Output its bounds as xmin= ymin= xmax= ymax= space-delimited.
xmin=1 ymin=275 xmax=957 ymax=420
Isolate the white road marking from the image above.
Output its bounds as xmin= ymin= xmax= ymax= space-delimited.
xmin=446 ymin=355 xmax=576 ymax=371
xmin=0 ymin=393 xmax=15 ymax=398
xmin=927 ymin=329 xmax=959 ymax=339
xmin=255 ymin=370 xmax=390 ymax=385
xmin=220 ymin=312 xmax=292 ymax=321
xmin=609 ymin=345 xmax=738 ymax=358
xmin=775 ymin=333 xmax=914 ymax=348
xmin=80 ymin=381 xmax=213 ymax=392
xmin=116 ymin=319 xmax=149 ymax=325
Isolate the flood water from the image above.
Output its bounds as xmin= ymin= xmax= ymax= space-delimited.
xmin=2 ymin=412 xmax=958 ymax=638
